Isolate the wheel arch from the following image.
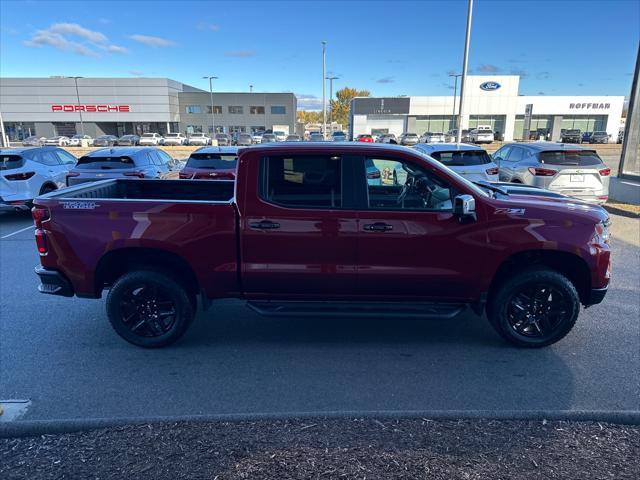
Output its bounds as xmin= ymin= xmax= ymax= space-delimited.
xmin=487 ymin=250 xmax=591 ymax=307
xmin=39 ymin=181 xmax=58 ymax=195
xmin=95 ymin=247 xmax=200 ymax=297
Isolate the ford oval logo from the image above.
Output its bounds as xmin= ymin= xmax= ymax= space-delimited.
xmin=480 ymin=81 xmax=501 ymax=91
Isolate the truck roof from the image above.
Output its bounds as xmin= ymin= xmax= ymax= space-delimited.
xmin=241 ymin=142 xmax=416 ymax=155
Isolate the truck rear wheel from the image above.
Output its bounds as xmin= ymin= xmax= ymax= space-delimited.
xmin=106 ymin=270 xmax=194 ymax=348
xmin=487 ymin=268 xmax=580 ymax=348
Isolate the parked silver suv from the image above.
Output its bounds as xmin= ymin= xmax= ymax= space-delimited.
xmin=493 ymin=142 xmax=610 ymax=204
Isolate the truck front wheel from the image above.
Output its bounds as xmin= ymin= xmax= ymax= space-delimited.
xmin=106 ymin=270 xmax=194 ymax=347
xmin=487 ymin=268 xmax=580 ymax=348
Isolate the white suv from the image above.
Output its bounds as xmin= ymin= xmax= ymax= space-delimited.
xmin=0 ymin=147 xmax=77 ymax=211
xmin=188 ymin=133 xmax=211 ymax=146
xmin=163 ymin=133 xmax=188 ymax=146
xmin=469 ymin=128 xmax=494 ymax=144
xmin=139 ymin=133 xmax=164 ymax=146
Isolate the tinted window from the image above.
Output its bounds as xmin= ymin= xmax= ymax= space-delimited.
xmin=508 ymin=147 xmax=525 ymax=162
xmin=36 ymin=151 xmax=61 ymax=166
xmin=228 ymin=106 xmax=243 ymax=114
xmin=156 ymin=150 xmax=173 ymax=164
xmin=186 ymin=105 xmax=202 ymax=114
xmin=186 ymin=153 xmax=238 ymax=169
xmin=494 ymin=146 xmax=512 ymax=162
xmin=540 ymin=150 xmax=603 ymax=166
xmin=55 ymin=150 xmax=77 ymax=165
xmin=75 ymin=156 xmax=135 ymax=169
xmin=366 ymin=158 xmax=452 ymax=211
xmin=250 ymin=106 xmax=265 ymax=114
xmin=0 ymin=155 xmax=25 ymax=170
xmin=262 ymin=155 xmax=342 ymax=208
xmin=430 ymin=150 xmax=492 ymax=166
xmin=270 ymin=106 xmax=286 ymax=114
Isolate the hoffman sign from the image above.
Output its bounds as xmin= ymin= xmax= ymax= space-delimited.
xmin=569 ymin=102 xmax=610 ymax=110
xmin=52 ymin=104 xmax=131 ymax=112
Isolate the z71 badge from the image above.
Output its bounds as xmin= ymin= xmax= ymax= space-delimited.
xmin=494 ymin=207 xmax=526 ymax=215
xmin=62 ymin=201 xmax=100 ymax=210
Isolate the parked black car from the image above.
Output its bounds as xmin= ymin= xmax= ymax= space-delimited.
xmin=589 ymin=131 xmax=609 ymax=144
xmin=561 ymin=129 xmax=582 ymax=143
xmin=117 ymin=135 xmax=140 ymax=146
xmin=581 ymin=132 xmax=593 ymax=143
xmin=93 ymin=135 xmax=119 ymax=147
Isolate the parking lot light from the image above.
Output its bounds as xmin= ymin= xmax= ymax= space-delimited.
xmin=203 ymin=76 xmax=218 ymax=135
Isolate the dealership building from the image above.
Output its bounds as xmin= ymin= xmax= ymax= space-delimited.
xmin=0 ymin=77 xmax=297 ymax=140
xmin=350 ymin=75 xmax=625 ymax=142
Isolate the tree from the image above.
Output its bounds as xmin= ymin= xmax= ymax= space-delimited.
xmin=297 ymin=110 xmax=323 ymax=124
xmin=330 ymin=87 xmax=370 ymax=129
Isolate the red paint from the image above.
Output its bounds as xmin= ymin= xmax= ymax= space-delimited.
xmin=33 ymin=144 xmax=611 ymax=306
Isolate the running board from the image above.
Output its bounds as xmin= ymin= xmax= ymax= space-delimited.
xmin=246 ymin=301 xmax=466 ymax=318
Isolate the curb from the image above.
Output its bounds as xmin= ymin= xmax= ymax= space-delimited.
xmin=604 ymin=204 xmax=640 ymax=219
xmin=2 ymin=409 xmax=639 ymax=438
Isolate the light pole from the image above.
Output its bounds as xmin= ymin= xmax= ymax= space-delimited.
xmin=322 ymin=41 xmax=327 ymax=139
xmin=203 ymin=76 xmax=218 ymax=135
xmin=456 ymin=0 xmax=473 ymax=144
xmin=249 ymin=84 xmax=253 ymax=93
xmin=70 ymin=76 xmax=84 ymax=136
xmin=448 ymin=73 xmax=461 ymax=134
xmin=326 ymin=76 xmax=338 ymax=128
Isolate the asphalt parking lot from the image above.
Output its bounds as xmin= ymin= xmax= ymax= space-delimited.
xmin=0 ymin=209 xmax=638 ymax=425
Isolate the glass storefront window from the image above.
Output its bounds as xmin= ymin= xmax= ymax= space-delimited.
xmin=468 ymin=115 xmax=506 ymax=139
xmin=415 ymin=116 xmax=455 ymax=135
xmin=4 ymin=122 xmax=36 ymax=141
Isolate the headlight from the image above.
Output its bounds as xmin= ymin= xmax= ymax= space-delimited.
xmin=593 ymin=220 xmax=611 ymax=244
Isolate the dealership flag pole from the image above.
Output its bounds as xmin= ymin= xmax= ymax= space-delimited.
xmin=203 ymin=76 xmax=218 ymax=136
xmin=322 ymin=42 xmax=327 ymax=139
xmin=326 ymin=76 xmax=338 ymax=127
xmin=456 ymin=0 xmax=473 ymax=144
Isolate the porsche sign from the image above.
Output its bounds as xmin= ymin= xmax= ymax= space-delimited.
xmin=51 ymin=104 xmax=131 ymax=112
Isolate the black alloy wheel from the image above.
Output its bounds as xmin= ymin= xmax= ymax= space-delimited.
xmin=506 ymin=284 xmax=569 ymax=338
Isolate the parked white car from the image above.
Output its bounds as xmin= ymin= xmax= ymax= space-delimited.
xmin=68 ymin=134 xmax=93 ymax=146
xmin=251 ymin=132 xmax=264 ymax=144
xmin=419 ymin=132 xmax=446 ymax=143
xmin=0 ymin=147 xmax=77 ymax=211
xmin=44 ymin=136 xmax=70 ymax=146
xmin=163 ymin=133 xmax=188 ymax=146
xmin=469 ymin=128 xmax=494 ymax=144
xmin=414 ymin=143 xmax=499 ymax=182
xmin=273 ymin=131 xmax=287 ymax=142
xmin=188 ymin=133 xmax=211 ymax=146
xmin=139 ymin=133 xmax=164 ymax=146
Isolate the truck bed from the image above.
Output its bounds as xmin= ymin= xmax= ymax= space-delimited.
xmin=47 ymin=178 xmax=235 ymax=202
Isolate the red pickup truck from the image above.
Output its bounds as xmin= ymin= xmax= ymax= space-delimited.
xmin=32 ymin=144 xmax=611 ymax=348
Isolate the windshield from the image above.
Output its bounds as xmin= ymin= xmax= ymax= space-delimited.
xmin=141 ymin=133 xmax=155 ymax=137
xmin=166 ymin=133 xmax=179 ymax=137
xmin=0 ymin=155 xmax=25 ymax=170
xmin=430 ymin=150 xmax=492 ymax=166
xmin=566 ymin=129 xmax=581 ymax=134
xmin=186 ymin=153 xmax=237 ymax=169
xmin=540 ymin=150 xmax=603 ymax=166
xmin=75 ymin=156 xmax=136 ymax=169
xmin=413 ymin=149 xmax=490 ymax=198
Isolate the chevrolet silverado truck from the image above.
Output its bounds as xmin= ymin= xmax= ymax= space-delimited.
xmin=32 ymin=144 xmax=611 ymax=348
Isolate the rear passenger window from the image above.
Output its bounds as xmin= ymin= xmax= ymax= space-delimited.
xmin=261 ymin=155 xmax=342 ymax=208
xmin=508 ymin=147 xmax=524 ymax=163
xmin=36 ymin=151 xmax=61 ymax=166
xmin=55 ymin=150 xmax=77 ymax=165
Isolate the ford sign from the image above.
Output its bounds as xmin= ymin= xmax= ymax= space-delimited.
xmin=480 ymin=81 xmax=501 ymax=91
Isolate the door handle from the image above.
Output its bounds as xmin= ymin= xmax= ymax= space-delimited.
xmin=363 ymin=222 xmax=393 ymax=232
xmin=249 ymin=220 xmax=280 ymax=230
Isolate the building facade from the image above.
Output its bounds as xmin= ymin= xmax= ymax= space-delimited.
xmin=0 ymin=77 xmax=296 ymax=140
xmin=350 ymin=75 xmax=625 ymax=142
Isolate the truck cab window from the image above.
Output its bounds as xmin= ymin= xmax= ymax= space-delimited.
xmin=366 ymin=158 xmax=453 ymax=211
xmin=262 ymin=155 xmax=342 ymax=208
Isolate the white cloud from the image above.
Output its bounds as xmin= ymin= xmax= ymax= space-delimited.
xmin=129 ymin=34 xmax=175 ymax=47
xmin=296 ymin=94 xmax=323 ymax=111
xmin=224 ymin=49 xmax=256 ymax=58
xmin=49 ymin=23 xmax=107 ymax=44
xmin=23 ymin=22 xmax=127 ymax=57
xmin=197 ymin=22 xmax=220 ymax=31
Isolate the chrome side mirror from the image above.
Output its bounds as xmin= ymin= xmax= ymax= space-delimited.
xmin=454 ymin=194 xmax=477 ymax=223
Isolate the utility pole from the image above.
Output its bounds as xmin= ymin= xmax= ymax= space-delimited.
xmin=70 ymin=76 xmax=84 ymax=136
xmin=326 ymin=76 xmax=339 ymax=128
xmin=203 ymin=76 xmax=218 ymax=135
xmin=322 ymin=41 xmax=327 ymax=139
xmin=456 ymin=0 xmax=473 ymax=144
xmin=448 ymin=73 xmax=461 ymax=134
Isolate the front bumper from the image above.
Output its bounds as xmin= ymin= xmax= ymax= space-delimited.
xmin=35 ymin=266 xmax=74 ymax=297
xmin=585 ymin=286 xmax=608 ymax=306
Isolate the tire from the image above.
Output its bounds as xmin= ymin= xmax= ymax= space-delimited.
xmin=106 ymin=270 xmax=194 ymax=348
xmin=487 ymin=268 xmax=580 ymax=348
xmin=39 ymin=184 xmax=56 ymax=195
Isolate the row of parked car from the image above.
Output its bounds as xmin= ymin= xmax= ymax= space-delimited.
xmin=355 ymin=127 xmax=496 ymax=146
xmin=1 ymin=139 xmax=611 ymax=214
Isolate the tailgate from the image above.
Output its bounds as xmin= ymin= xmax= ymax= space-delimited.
xmin=34 ymin=195 xmax=239 ymax=298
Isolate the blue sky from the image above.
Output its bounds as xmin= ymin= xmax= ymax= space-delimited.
xmin=0 ymin=0 xmax=638 ymax=109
